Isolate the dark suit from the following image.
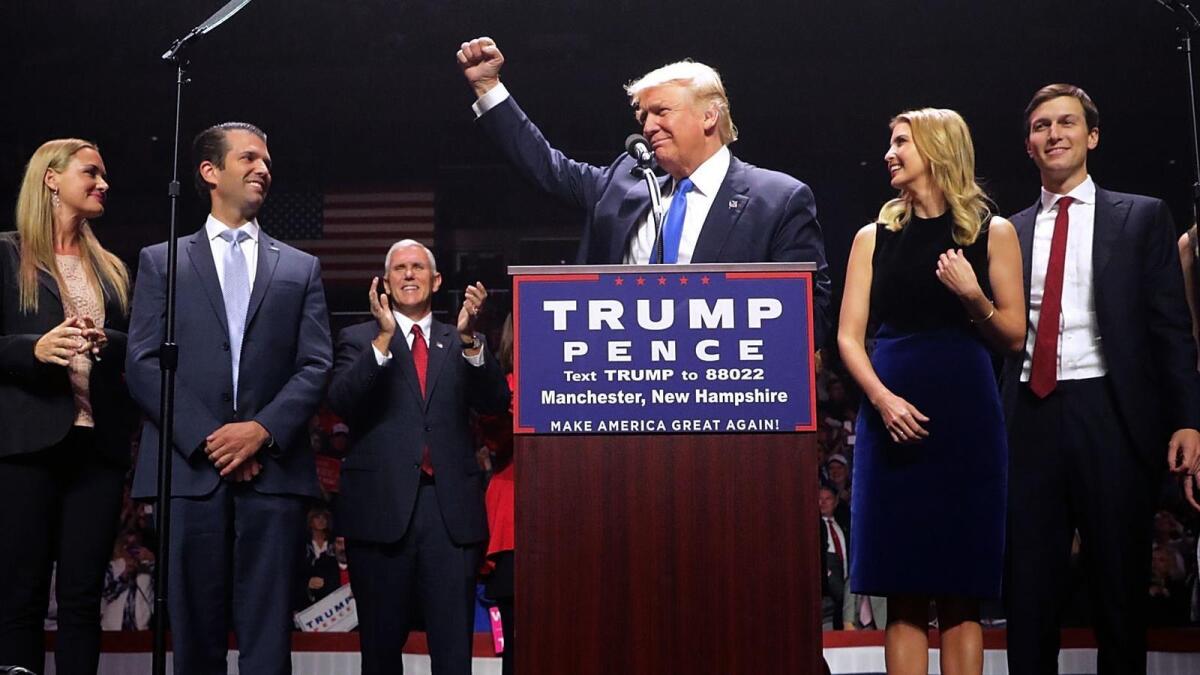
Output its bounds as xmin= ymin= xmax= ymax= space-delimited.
xmin=820 ymin=514 xmax=850 ymax=630
xmin=329 ymin=318 xmax=509 ymax=675
xmin=0 ymin=231 xmax=134 ymax=675
xmin=477 ymin=94 xmax=832 ymax=346
xmin=127 ymin=225 xmax=332 ymax=675
xmin=1001 ymin=187 xmax=1200 ymax=674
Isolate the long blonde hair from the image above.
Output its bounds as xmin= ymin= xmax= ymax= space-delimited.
xmin=14 ymin=139 xmax=129 ymax=315
xmin=877 ymin=108 xmax=993 ymax=245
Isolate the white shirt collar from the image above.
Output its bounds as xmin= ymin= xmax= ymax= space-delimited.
xmin=392 ymin=310 xmax=433 ymax=342
xmin=1039 ymin=175 xmax=1096 ymax=212
xmin=205 ymin=214 xmax=261 ymax=242
xmin=678 ymin=145 xmax=731 ymax=197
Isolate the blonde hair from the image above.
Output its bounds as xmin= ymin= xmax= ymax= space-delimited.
xmin=625 ymin=60 xmax=738 ymax=145
xmin=877 ymin=109 xmax=993 ymax=245
xmin=14 ymin=139 xmax=130 ymax=315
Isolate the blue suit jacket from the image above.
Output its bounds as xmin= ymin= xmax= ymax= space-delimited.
xmin=328 ymin=319 xmax=510 ymax=545
xmin=1000 ymin=187 xmax=1200 ymax=468
xmin=127 ymin=227 xmax=332 ymax=498
xmin=478 ymin=95 xmax=832 ymax=346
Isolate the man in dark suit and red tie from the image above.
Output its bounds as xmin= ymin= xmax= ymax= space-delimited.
xmin=1001 ymin=83 xmax=1200 ymax=674
xmin=455 ymin=36 xmax=831 ymax=346
xmin=126 ymin=122 xmax=333 ymax=675
xmin=328 ymin=240 xmax=510 ymax=675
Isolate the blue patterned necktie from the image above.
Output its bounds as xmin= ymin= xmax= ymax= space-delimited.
xmin=659 ymin=177 xmax=694 ymax=264
xmin=218 ymin=229 xmax=251 ymax=404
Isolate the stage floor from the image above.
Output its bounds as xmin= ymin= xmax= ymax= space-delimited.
xmin=37 ymin=628 xmax=1200 ymax=674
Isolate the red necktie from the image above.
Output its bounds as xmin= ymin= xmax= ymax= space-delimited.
xmin=825 ymin=518 xmax=845 ymax=575
xmin=411 ymin=325 xmax=434 ymax=475
xmin=1029 ymin=196 xmax=1073 ymax=398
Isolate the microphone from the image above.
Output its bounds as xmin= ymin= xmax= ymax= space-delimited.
xmin=624 ymin=133 xmax=666 ymax=260
xmin=625 ymin=134 xmax=654 ymax=167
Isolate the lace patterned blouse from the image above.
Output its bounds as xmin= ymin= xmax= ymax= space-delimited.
xmin=55 ymin=254 xmax=104 ymax=427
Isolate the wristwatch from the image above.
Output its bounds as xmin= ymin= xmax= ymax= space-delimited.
xmin=462 ymin=332 xmax=482 ymax=350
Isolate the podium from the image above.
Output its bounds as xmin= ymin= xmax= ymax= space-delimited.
xmin=510 ymin=263 xmax=825 ymax=674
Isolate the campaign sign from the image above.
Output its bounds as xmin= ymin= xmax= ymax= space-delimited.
xmin=511 ymin=264 xmax=816 ymax=434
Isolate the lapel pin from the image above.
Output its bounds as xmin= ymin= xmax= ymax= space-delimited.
xmin=729 ymin=199 xmax=740 ymax=209
xmin=435 ymin=341 xmax=445 ymax=349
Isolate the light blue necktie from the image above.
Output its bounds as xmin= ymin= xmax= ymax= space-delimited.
xmin=218 ymin=229 xmax=251 ymax=404
xmin=659 ymin=177 xmax=694 ymax=264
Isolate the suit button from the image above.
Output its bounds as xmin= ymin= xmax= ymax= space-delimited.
xmin=222 ymin=393 xmax=232 ymax=402
xmin=424 ymin=426 xmax=432 ymax=432
xmin=222 ymin=342 xmax=230 ymax=351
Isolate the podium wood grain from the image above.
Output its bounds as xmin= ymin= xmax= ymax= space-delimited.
xmin=515 ymin=433 xmax=822 ymax=674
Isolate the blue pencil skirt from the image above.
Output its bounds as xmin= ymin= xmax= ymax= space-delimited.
xmin=849 ymin=327 xmax=1007 ymax=599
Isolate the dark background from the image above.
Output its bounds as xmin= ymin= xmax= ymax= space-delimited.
xmin=3 ymin=0 xmax=1197 ymax=320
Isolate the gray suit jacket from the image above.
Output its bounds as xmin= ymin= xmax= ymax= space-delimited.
xmin=127 ymin=226 xmax=332 ymax=498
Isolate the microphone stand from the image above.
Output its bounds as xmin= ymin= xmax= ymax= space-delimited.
xmin=154 ymin=3 xmax=254 ymax=674
xmin=634 ymin=166 xmax=667 ymax=262
xmin=1159 ymin=0 xmax=1200 ymax=225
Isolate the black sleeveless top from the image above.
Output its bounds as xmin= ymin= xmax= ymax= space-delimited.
xmin=869 ymin=210 xmax=991 ymax=333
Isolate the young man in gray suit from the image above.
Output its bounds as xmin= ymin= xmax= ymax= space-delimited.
xmin=127 ymin=122 xmax=332 ymax=675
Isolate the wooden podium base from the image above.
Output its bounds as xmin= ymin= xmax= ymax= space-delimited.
xmin=516 ymin=433 xmax=823 ymax=674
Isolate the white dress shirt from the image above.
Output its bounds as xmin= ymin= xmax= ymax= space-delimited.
xmin=622 ymin=146 xmax=729 ymax=265
xmin=1021 ymin=176 xmax=1107 ymax=382
xmin=474 ymin=83 xmax=732 ymax=264
xmin=206 ymin=215 xmax=260 ymax=290
xmin=372 ymin=311 xmax=485 ymax=367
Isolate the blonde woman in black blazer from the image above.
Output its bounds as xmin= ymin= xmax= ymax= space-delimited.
xmin=0 ymin=139 xmax=134 ymax=675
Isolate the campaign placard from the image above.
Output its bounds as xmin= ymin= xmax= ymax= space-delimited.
xmin=511 ymin=265 xmax=816 ymax=434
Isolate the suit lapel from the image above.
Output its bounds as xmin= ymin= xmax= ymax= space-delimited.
xmin=422 ymin=320 xmax=455 ymax=410
xmin=36 ymin=267 xmax=62 ymax=303
xmin=1011 ymin=199 xmax=1040 ymax=311
xmin=691 ymin=157 xmax=750 ymax=263
xmin=246 ymin=232 xmax=281 ymax=329
xmin=613 ymin=173 xmax=670 ymax=263
xmin=185 ymin=229 xmax=229 ymax=335
xmin=1091 ymin=187 xmax=1126 ymax=281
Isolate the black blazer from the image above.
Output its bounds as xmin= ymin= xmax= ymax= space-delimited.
xmin=0 ymin=231 xmax=135 ymax=465
xmin=328 ymin=319 xmax=510 ymax=546
xmin=1000 ymin=187 xmax=1200 ymax=468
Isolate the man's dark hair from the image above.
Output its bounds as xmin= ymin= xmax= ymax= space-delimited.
xmin=192 ymin=122 xmax=267 ymax=196
xmin=1023 ymin=83 xmax=1099 ymax=136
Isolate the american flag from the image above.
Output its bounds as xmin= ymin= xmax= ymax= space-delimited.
xmin=260 ymin=189 xmax=435 ymax=283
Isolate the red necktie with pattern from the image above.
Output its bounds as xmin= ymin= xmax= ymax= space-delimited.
xmin=411 ymin=324 xmax=434 ymax=475
xmin=1029 ymin=196 xmax=1074 ymax=398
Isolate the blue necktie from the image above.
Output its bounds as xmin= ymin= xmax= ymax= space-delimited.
xmin=659 ymin=178 xmax=694 ymax=264
xmin=218 ymin=229 xmax=251 ymax=404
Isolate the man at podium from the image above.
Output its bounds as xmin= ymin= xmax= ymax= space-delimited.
xmin=456 ymin=36 xmax=831 ymax=346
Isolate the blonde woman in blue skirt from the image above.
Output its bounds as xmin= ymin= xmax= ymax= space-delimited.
xmin=837 ymin=109 xmax=1025 ymax=675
